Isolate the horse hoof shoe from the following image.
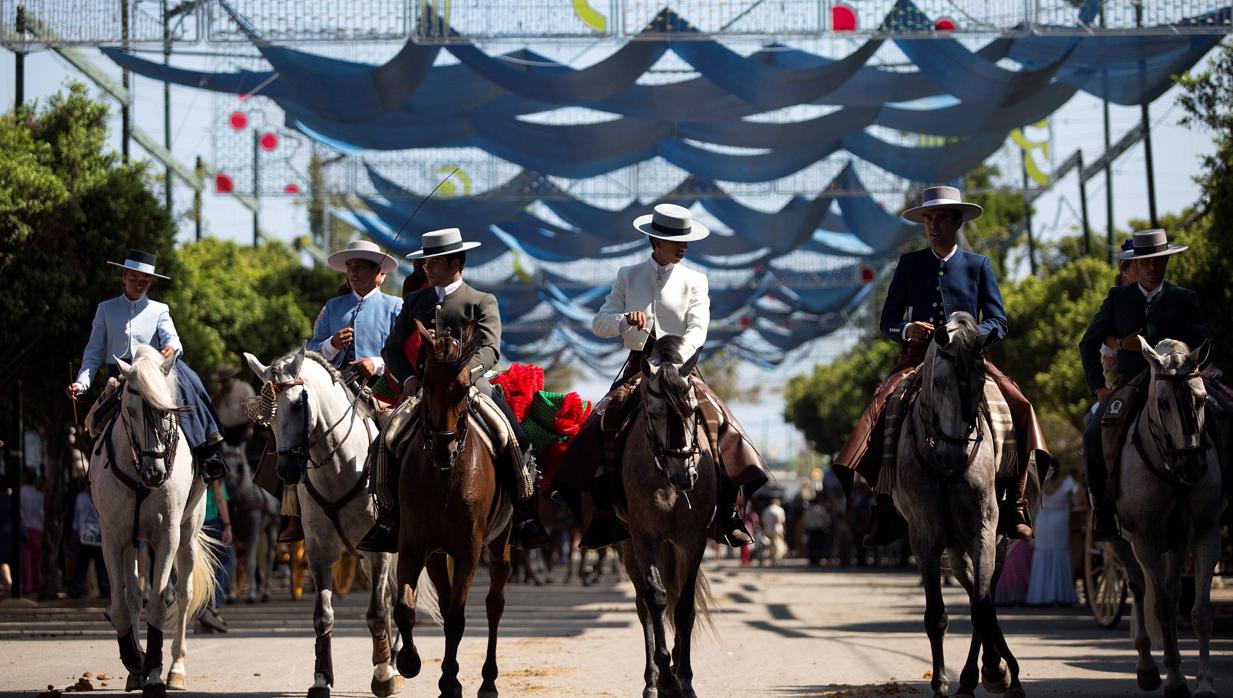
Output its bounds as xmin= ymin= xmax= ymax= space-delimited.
xmin=1137 ymin=666 xmax=1163 ymax=691
xmin=307 ymin=686 xmax=331 ymax=698
xmin=371 ymin=674 xmax=404 ymax=697
xmin=142 ymin=683 xmax=167 ymax=698
xmin=166 ymin=672 xmax=188 ymax=691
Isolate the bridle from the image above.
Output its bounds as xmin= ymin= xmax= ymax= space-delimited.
xmin=1134 ymin=369 xmax=1210 ymax=486
xmin=419 ymin=357 xmax=474 ymax=473
xmin=642 ymin=377 xmax=702 ymax=491
xmin=119 ymin=384 xmax=185 ymax=484
xmin=268 ymin=374 xmax=369 ymax=471
xmin=910 ymin=346 xmax=987 ymax=479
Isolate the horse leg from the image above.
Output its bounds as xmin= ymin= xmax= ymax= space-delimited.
xmin=438 ymin=548 xmax=479 ymax=698
xmin=981 ymin=545 xmax=1011 ymax=695
xmin=671 ymin=540 xmax=705 ymax=698
xmin=1191 ymin=527 xmax=1221 ymax=698
xmin=480 ymin=529 xmax=514 ymax=698
xmin=141 ymin=531 xmax=180 ymax=698
xmin=909 ymin=533 xmax=949 ymax=698
xmin=632 ymin=535 xmax=678 ymax=698
xmin=166 ymin=523 xmax=198 ymax=692
xmin=620 ymin=542 xmax=660 ymax=698
xmin=305 ymin=540 xmax=338 ymax=698
xmin=1140 ymin=550 xmax=1190 ymax=698
xmin=1123 ymin=553 xmax=1161 ymax=691
xmin=104 ymin=536 xmax=144 ymax=692
xmin=367 ymin=552 xmax=404 ymax=698
xmin=393 ymin=551 xmax=429 ymax=680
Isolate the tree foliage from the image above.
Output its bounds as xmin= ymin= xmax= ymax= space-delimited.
xmin=783 ymin=339 xmax=900 ymax=456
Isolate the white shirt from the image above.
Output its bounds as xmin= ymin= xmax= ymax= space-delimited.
xmin=593 ymin=256 xmax=710 ymax=359
xmin=75 ymin=294 xmax=181 ymax=390
xmin=1138 ymin=282 xmax=1163 ymax=305
xmin=435 ymin=278 xmax=464 ymax=302
xmin=933 ymin=245 xmax=959 ymax=263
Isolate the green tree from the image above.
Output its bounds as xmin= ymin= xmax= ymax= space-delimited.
xmin=783 ymin=339 xmax=900 ymax=456
xmin=0 ymin=84 xmax=176 ymax=598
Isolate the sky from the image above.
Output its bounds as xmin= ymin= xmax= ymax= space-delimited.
xmin=2 ymin=35 xmax=1225 ymax=462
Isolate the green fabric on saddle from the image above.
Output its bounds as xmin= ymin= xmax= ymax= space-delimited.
xmin=528 ymin=391 xmax=567 ymax=428
xmin=524 ymin=419 xmax=564 ymax=454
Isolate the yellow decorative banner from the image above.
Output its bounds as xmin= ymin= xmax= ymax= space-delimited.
xmin=573 ymin=0 xmax=607 ymax=32
xmin=1011 ymin=119 xmax=1051 ymax=186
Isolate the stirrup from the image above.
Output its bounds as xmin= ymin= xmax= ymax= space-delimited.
xmin=579 ymin=514 xmax=630 ymax=550
xmin=357 ymin=518 xmax=398 ymax=553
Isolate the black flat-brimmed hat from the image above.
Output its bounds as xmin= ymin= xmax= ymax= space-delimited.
xmin=107 ymin=249 xmax=169 ymax=279
xmin=902 ymin=185 xmax=983 ymax=223
xmin=1115 ymin=229 xmax=1188 ymax=260
xmin=404 ymin=228 xmax=483 ymax=260
xmin=633 ymin=203 xmax=710 ymax=242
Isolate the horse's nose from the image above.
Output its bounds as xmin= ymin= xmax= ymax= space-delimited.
xmin=1181 ymin=454 xmax=1206 ymax=483
xmin=139 ymin=461 xmax=167 ymax=488
xmin=276 ymin=455 xmax=305 ymax=484
xmin=936 ymin=443 xmax=967 ymax=470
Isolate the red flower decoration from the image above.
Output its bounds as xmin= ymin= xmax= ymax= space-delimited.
xmin=935 ymin=17 xmax=956 ymax=31
xmin=229 ymin=111 xmax=248 ymax=130
xmin=215 ymin=173 xmax=234 ymax=193
xmin=490 ymin=363 xmax=544 ymax=422
xmin=831 ymin=5 xmax=857 ymax=32
xmin=284 ymin=183 xmax=301 ymax=194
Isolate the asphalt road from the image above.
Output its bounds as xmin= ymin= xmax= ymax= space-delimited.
xmin=2 ymin=557 xmax=1231 ymax=697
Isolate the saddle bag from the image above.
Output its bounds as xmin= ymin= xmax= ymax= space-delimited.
xmin=1100 ymin=382 xmax=1141 ymax=491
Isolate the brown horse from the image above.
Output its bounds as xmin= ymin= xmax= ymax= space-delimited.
xmin=617 ymin=335 xmax=716 ymax=698
xmin=392 ymin=321 xmax=514 ymax=698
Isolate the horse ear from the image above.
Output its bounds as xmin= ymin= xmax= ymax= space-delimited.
xmin=243 ymin=352 xmax=272 ymax=382
xmin=290 ymin=344 xmax=306 ymax=377
xmin=1189 ymin=339 xmax=1212 ymax=370
xmin=114 ymin=356 xmax=133 ymax=376
xmin=640 ymin=355 xmax=655 ymax=377
xmin=1138 ymin=335 xmax=1165 ymax=371
xmin=934 ymin=324 xmax=950 ymax=347
xmin=681 ymin=349 xmax=700 ymax=376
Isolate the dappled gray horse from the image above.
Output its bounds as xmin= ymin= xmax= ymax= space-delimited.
xmin=222 ymin=444 xmax=278 ymax=603
xmin=244 ymin=347 xmax=402 ymax=698
xmin=617 ymin=336 xmax=716 ymax=698
xmin=893 ymin=312 xmax=1038 ymax=698
xmin=1112 ymin=338 xmax=1221 ymax=698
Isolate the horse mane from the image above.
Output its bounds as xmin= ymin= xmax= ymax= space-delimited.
xmin=427 ymin=327 xmax=485 ymax=376
xmin=647 ymin=335 xmax=694 ymax=421
xmin=272 ymin=349 xmax=343 ymax=385
xmin=128 ymin=344 xmax=180 ymax=412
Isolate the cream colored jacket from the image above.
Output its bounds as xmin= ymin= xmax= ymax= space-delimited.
xmin=592 ymin=257 xmax=710 ymax=359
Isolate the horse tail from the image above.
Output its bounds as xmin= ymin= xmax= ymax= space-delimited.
xmin=662 ymin=546 xmax=717 ymax=638
xmin=185 ymin=530 xmax=223 ymax=619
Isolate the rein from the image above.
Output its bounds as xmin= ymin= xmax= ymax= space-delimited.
xmin=641 ymin=378 xmax=702 ymax=493
xmin=1131 ymin=372 xmax=1209 ymax=487
xmin=910 ymin=351 xmax=987 ymax=481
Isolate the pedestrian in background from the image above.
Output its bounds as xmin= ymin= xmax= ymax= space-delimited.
xmin=19 ymin=469 xmax=44 ymax=594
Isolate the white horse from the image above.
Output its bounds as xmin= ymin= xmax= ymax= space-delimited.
xmin=1114 ymin=338 xmax=1221 ymax=698
xmin=89 ymin=344 xmax=220 ymax=697
xmin=223 ymin=444 xmax=279 ymax=604
xmin=244 ymin=347 xmax=404 ymax=698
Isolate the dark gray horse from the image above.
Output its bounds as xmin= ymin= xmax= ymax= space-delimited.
xmin=617 ymin=335 xmax=716 ymax=698
xmin=1112 ymin=338 xmax=1221 ymax=698
xmin=893 ymin=312 xmax=1039 ymax=698
xmin=222 ymin=444 xmax=278 ymax=603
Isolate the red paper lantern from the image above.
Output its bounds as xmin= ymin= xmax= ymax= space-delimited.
xmin=228 ymin=111 xmax=247 ymax=130
xmin=259 ymin=132 xmax=278 ymax=151
xmin=935 ymin=17 xmax=956 ymax=31
xmin=859 ymin=264 xmax=877 ymax=284
xmin=284 ymin=183 xmax=301 ymax=194
xmin=215 ymin=173 xmax=234 ymax=193
xmin=831 ymin=5 xmax=857 ymax=32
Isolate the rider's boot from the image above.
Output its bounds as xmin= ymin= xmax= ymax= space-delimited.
xmin=196 ymin=434 xmax=229 ymax=483
xmin=713 ymin=481 xmax=754 ymax=547
xmin=508 ymin=446 xmax=550 ymax=551
xmin=579 ymin=483 xmax=630 ymax=550
xmin=862 ymin=493 xmax=907 ymax=547
xmin=357 ymin=506 xmax=399 ymax=553
xmin=278 ymin=515 xmax=305 ymax=544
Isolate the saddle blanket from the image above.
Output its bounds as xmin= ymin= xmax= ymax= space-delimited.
xmin=383 ymin=388 xmax=511 ymax=460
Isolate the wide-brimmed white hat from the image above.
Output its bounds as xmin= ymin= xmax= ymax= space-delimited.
xmin=404 ymin=228 xmax=483 ymax=260
xmin=107 ymin=249 xmax=169 ymax=279
xmin=902 ymin=185 xmax=983 ymax=223
xmin=1116 ymin=228 xmax=1188 ymax=260
xmin=633 ymin=203 xmax=710 ymax=242
xmin=327 ymin=239 xmax=397 ymax=273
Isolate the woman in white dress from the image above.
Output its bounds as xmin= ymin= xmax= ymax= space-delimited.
xmin=1025 ymin=474 xmax=1079 ymax=605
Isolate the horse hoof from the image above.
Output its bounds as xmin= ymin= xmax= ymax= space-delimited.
xmin=1137 ymin=665 xmax=1163 ymax=691
xmin=931 ymin=682 xmax=950 ymax=698
xmin=142 ymin=683 xmax=167 ymax=698
xmin=166 ymin=671 xmax=188 ymax=691
xmin=982 ymin=660 xmax=1011 ymax=694
xmin=307 ymin=686 xmax=331 ymax=698
xmin=1163 ymin=683 xmax=1192 ymax=698
xmin=372 ymin=674 xmax=404 ymax=697
xmin=395 ymin=647 xmax=421 ymax=678
xmin=126 ymin=673 xmax=145 ymax=692
xmin=477 ymin=688 xmax=498 ymax=698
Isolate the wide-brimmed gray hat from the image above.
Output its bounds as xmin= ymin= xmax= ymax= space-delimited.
xmin=107 ymin=249 xmax=169 ymax=279
xmin=902 ymin=185 xmax=983 ymax=223
xmin=633 ymin=203 xmax=710 ymax=242
xmin=1115 ymin=228 xmax=1188 ymax=260
xmin=327 ymin=239 xmax=397 ymax=273
xmin=403 ymin=228 xmax=483 ymax=260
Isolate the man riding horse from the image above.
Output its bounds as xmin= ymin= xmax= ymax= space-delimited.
xmin=66 ymin=249 xmax=228 ymax=482
xmin=278 ymin=240 xmax=403 ymax=543
xmin=834 ymin=187 xmax=1051 ymax=545
xmin=1079 ymin=228 xmax=1211 ymax=541
xmin=358 ymin=227 xmax=550 ymax=552
xmin=551 ymin=203 xmax=769 ymax=550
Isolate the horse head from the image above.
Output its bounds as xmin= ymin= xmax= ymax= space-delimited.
xmin=640 ymin=335 xmax=703 ymax=492
xmin=921 ymin=312 xmax=993 ymax=471
xmin=114 ymin=344 xmax=182 ymax=488
xmin=245 ymin=346 xmax=314 ymax=484
xmin=416 ymin=320 xmax=481 ymax=470
xmin=1139 ymin=336 xmax=1211 ymax=485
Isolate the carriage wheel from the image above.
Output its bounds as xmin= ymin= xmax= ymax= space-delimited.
xmin=1084 ymin=524 xmax=1129 ymax=628
xmin=333 ymin=553 xmax=358 ymax=598
xmin=289 ymin=541 xmax=307 ymax=601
